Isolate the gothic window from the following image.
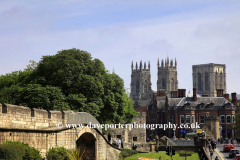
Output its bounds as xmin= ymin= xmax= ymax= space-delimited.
xmin=198 ymin=73 xmax=202 ymax=91
xmin=205 ymin=73 xmax=209 ymax=90
xmin=215 ymin=72 xmax=218 ymax=89
xmin=162 ymin=78 xmax=166 ymax=89
xmin=171 ymin=78 xmax=174 ymax=91
xmin=136 ymin=81 xmax=139 ymax=94
xmin=144 ymin=80 xmax=147 ymax=93
xmin=220 ymin=73 xmax=223 ymax=89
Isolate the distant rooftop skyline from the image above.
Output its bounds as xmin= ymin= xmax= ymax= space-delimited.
xmin=0 ymin=0 xmax=240 ymax=94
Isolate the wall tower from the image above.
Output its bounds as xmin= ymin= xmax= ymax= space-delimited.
xmin=131 ymin=61 xmax=152 ymax=107
xmin=156 ymin=57 xmax=178 ymax=97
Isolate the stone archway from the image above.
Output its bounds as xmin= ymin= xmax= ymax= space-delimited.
xmin=77 ymin=132 xmax=96 ymax=160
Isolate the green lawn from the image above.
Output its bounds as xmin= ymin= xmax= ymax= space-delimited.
xmin=124 ymin=152 xmax=200 ymax=160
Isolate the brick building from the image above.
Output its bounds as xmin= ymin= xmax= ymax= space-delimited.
xmin=146 ymin=88 xmax=240 ymax=139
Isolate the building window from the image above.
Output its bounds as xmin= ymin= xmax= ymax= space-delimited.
xmin=162 ymin=78 xmax=166 ymax=89
xmin=200 ymin=115 xmax=205 ymax=124
xmin=171 ymin=78 xmax=174 ymax=91
xmin=198 ymin=73 xmax=202 ymax=91
xmin=205 ymin=73 xmax=209 ymax=90
xmin=226 ymin=115 xmax=231 ymax=124
xmin=186 ymin=115 xmax=191 ymax=124
xmin=180 ymin=115 xmax=184 ymax=124
xmin=221 ymin=115 xmax=225 ymax=124
xmin=136 ymin=81 xmax=139 ymax=94
xmin=117 ymin=135 xmax=121 ymax=139
xmin=133 ymin=137 xmax=137 ymax=141
xmin=233 ymin=115 xmax=235 ymax=123
xmin=192 ymin=115 xmax=195 ymax=123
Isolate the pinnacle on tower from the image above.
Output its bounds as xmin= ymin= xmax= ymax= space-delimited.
xmin=135 ymin=62 xmax=138 ymax=70
xmin=161 ymin=59 xmax=164 ymax=68
xmin=140 ymin=60 xmax=142 ymax=70
xmin=144 ymin=62 xmax=146 ymax=69
xmin=157 ymin=58 xmax=160 ymax=67
xmin=131 ymin=61 xmax=133 ymax=71
xmin=175 ymin=58 xmax=177 ymax=68
xmin=148 ymin=61 xmax=150 ymax=70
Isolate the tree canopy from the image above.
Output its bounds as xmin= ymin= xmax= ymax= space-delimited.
xmin=0 ymin=48 xmax=137 ymax=124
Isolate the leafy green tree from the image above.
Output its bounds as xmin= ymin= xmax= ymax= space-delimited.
xmin=17 ymin=84 xmax=69 ymax=110
xmin=234 ymin=113 xmax=240 ymax=137
xmin=0 ymin=48 xmax=137 ymax=124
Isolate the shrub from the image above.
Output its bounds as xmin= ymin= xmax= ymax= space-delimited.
xmin=119 ymin=153 xmax=123 ymax=160
xmin=3 ymin=141 xmax=42 ymax=160
xmin=120 ymin=148 xmax=138 ymax=158
xmin=46 ymin=147 xmax=70 ymax=160
xmin=0 ymin=144 xmax=25 ymax=160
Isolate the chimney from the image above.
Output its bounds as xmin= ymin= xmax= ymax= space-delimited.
xmin=224 ymin=94 xmax=229 ymax=101
xmin=158 ymin=89 xmax=166 ymax=97
xmin=178 ymin=89 xmax=186 ymax=98
xmin=171 ymin=91 xmax=178 ymax=98
xmin=193 ymin=88 xmax=197 ymax=101
xmin=231 ymin=92 xmax=237 ymax=106
xmin=217 ymin=89 xmax=224 ymax=97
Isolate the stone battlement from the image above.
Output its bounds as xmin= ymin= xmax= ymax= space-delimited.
xmin=0 ymin=103 xmax=74 ymax=130
xmin=192 ymin=63 xmax=225 ymax=68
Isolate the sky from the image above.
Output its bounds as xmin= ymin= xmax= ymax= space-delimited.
xmin=1 ymin=0 xmax=240 ymax=95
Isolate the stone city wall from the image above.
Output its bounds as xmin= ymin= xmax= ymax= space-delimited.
xmin=0 ymin=104 xmax=121 ymax=159
xmin=0 ymin=104 xmax=74 ymax=129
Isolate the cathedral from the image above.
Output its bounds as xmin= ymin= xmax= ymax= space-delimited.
xmin=130 ymin=57 xmax=178 ymax=106
xmin=131 ymin=58 xmax=227 ymax=107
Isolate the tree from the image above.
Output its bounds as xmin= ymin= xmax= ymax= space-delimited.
xmin=0 ymin=48 xmax=137 ymax=124
xmin=234 ymin=113 xmax=240 ymax=137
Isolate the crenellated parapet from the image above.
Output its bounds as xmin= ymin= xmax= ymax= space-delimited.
xmin=157 ymin=57 xmax=177 ymax=70
xmin=131 ymin=60 xmax=150 ymax=72
xmin=0 ymin=103 xmax=74 ymax=130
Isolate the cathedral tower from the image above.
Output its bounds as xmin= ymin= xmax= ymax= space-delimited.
xmin=157 ymin=57 xmax=178 ymax=97
xmin=192 ymin=63 xmax=226 ymax=97
xmin=131 ymin=60 xmax=152 ymax=106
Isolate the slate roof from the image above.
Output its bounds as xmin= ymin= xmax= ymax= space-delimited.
xmin=181 ymin=97 xmax=230 ymax=107
xmin=156 ymin=96 xmax=232 ymax=108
